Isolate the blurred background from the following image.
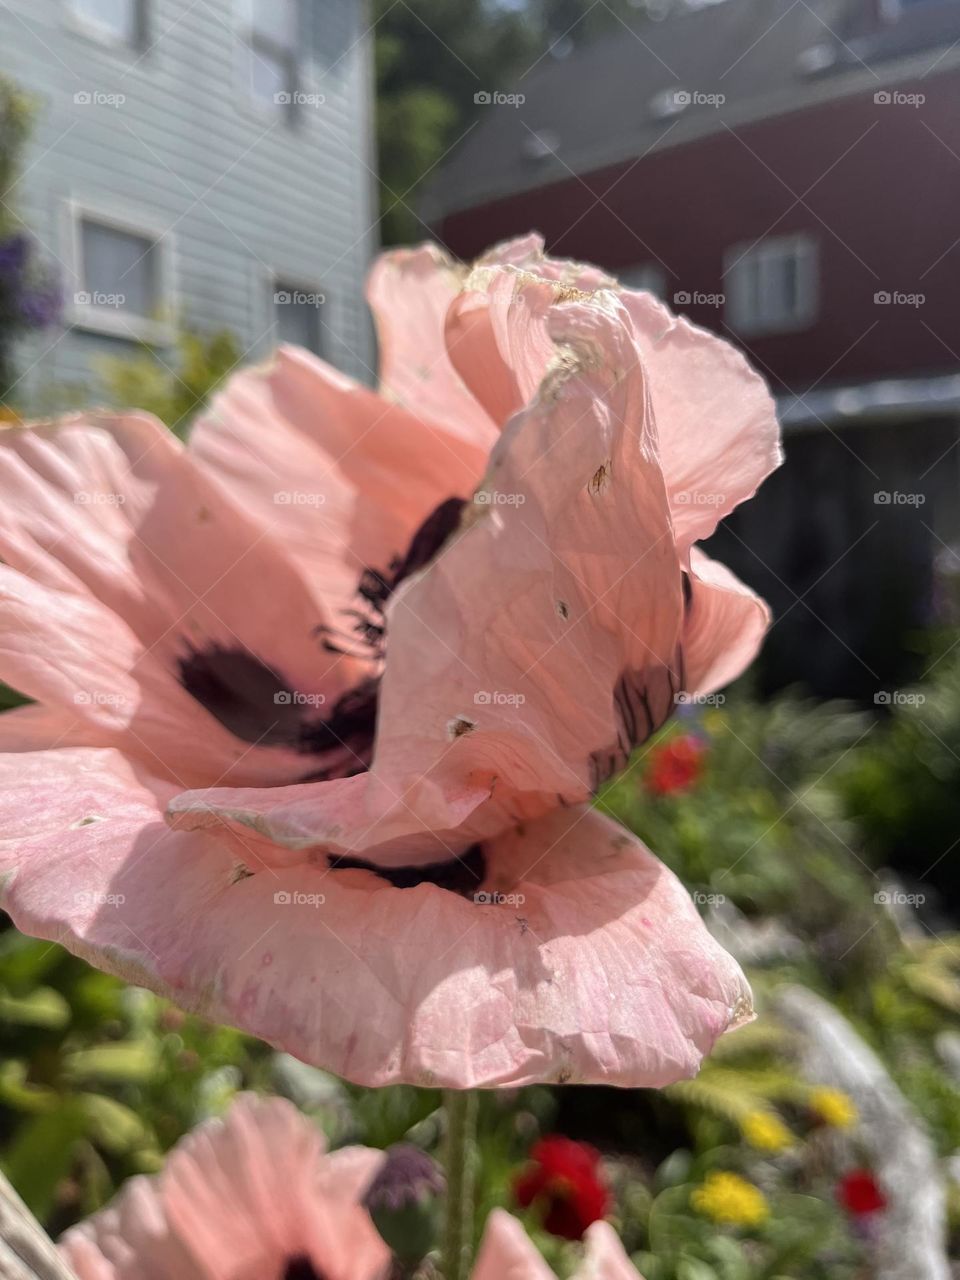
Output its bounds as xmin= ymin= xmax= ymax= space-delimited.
xmin=1 ymin=1 xmax=960 ymax=1277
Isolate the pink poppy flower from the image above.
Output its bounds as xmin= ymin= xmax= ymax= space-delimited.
xmin=0 ymin=235 xmax=779 ymax=1087
xmin=471 ymin=1208 xmax=644 ymax=1279
xmin=60 ymin=1093 xmax=390 ymax=1280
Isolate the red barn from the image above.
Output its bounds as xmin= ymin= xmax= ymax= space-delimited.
xmin=430 ymin=0 xmax=960 ymax=697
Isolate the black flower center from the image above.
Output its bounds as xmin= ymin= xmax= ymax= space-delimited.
xmin=282 ymin=1257 xmax=326 ymax=1280
xmin=176 ymin=497 xmax=467 ymax=779
xmin=330 ymin=843 xmax=485 ymax=895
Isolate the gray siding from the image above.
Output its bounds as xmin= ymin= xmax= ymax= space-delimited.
xmin=0 ymin=0 xmax=377 ymax=409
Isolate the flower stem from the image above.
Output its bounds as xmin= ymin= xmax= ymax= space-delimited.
xmin=440 ymin=1089 xmax=478 ymax=1280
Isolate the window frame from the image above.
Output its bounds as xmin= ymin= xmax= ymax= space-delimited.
xmin=65 ymin=0 xmax=147 ymax=51
xmin=238 ymin=0 xmax=302 ymax=124
xmin=64 ymin=199 xmax=175 ymax=345
xmin=724 ymin=233 xmax=818 ymax=338
xmin=617 ymin=262 xmax=668 ymax=299
xmin=267 ymin=269 xmax=330 ymax=359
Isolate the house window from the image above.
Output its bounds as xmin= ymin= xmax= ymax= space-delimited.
xmin=70 ymin=208 xmax=171 ymax=342
xmin=725 ymin=234 xmax=818 ymax=336
xmin=273 ymin=281 xmax=325 ymax=356
xmin=618 ymin=263 xmax=667 ymax=298
xmin=244 ymin=0 xmax=299 ymax=114
xmin=68 ymin=0 xmax=143 ymax=47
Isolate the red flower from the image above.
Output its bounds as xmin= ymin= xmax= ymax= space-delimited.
xmin=837 ymin=1169 xmax=887 ymax=1216
xmin=645 ymin=735 xmax=707 ymax=796
xmin=513 ymin=1136 xmax=611 ymax=1240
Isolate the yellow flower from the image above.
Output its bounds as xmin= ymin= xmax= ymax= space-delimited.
xmin=740 ymin=1110 xmax=794 ymax=1153
xmin=691 ymin=1171 xmax=769 ymax=1229
xmin=809 ymin=1087 xmax=858 ymax=1129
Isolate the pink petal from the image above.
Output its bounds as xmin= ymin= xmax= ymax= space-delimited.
xmin=367 ymin=244 xmax=499 ymax=451
xmin=317 ymin=1145 xmax=388 ymax=1203
xmin=0 ymin=749 xmax=751 ymax=1088
xmin=191 ymin=345 xmax=489 ymax=621
xmin=0 ymin=413 xmax=337 ymax=684
xmin=61 ymin=1094 xmax=390 ymax=1280
xmin=477 ymin=235 xmax=618 ymax=292
xmin=63 ymin=1176 xmax=205 ymax=1280
xmin=578 ymin=1221 xmax=647 ymax=1279
xmin=169 ymin=292 xmax=686 ymax=865
xmin=439 ymin=240 xmax=781 ymax=552
xmin=684 ymin=549 xmax=771 ymax=697
xmin=471 ymin=1209 xmax=557 ymax=1280
xmin=444 ymin=267 xmax=559 ymax=427
xmin=618 ymin=290 xmax=781 ymax=548
xmin=0 ymin=565 xmax=312 ymax=791
xmin=0 ymin=413 xmax=359 ymax=786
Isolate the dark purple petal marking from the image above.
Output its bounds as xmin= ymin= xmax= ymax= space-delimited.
xmin=329 ymin=843 xmax=485 ymax=895
xmin=282 ymin=1258 xmax=326 ymax=1280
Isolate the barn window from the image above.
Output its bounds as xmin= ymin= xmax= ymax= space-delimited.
xmin=725 ymin=234 xmax=818 ymax=337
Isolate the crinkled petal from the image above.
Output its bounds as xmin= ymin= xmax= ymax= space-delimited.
xmin=443 ymin=238 xmax=781 ymax=550
xmin=683 ymin=549 xmax=771 ymax=697
xmin=191 ymin=345 xmax=488 ymax=620
xmin=444 ymin=267 xmax=559 ymax=427
xmin=0 ymin=750 xmax=751 ymax=1088
xmin=617 ymin=290 xmax=781 ymax=548
xmin=367 ymin=243 xmax=498 ymax=451
xmin=169 ymin=290 xmax=685 ymax=866
xmin=477 ymin=235 xmax=618 ymax=292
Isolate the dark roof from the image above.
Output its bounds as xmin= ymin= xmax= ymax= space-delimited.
xmin=428 ymin=0 xmax=960 ymax=215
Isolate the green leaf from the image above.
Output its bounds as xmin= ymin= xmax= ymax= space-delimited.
xmin=2 ymin=1102 xmax=88 ymax=1220
xmin=64 ymin=1039 xmax=159 ymax=1085
xmin=0 ymin=1061 xmax=57 ymax=1113
xmin=678 ymin=1259 xmax=720 ymax=1280
xmin=0 ymin=986 xmax=70 ymax=1029
xmin=79 ymin=1094 xmax=153 ymax=1156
